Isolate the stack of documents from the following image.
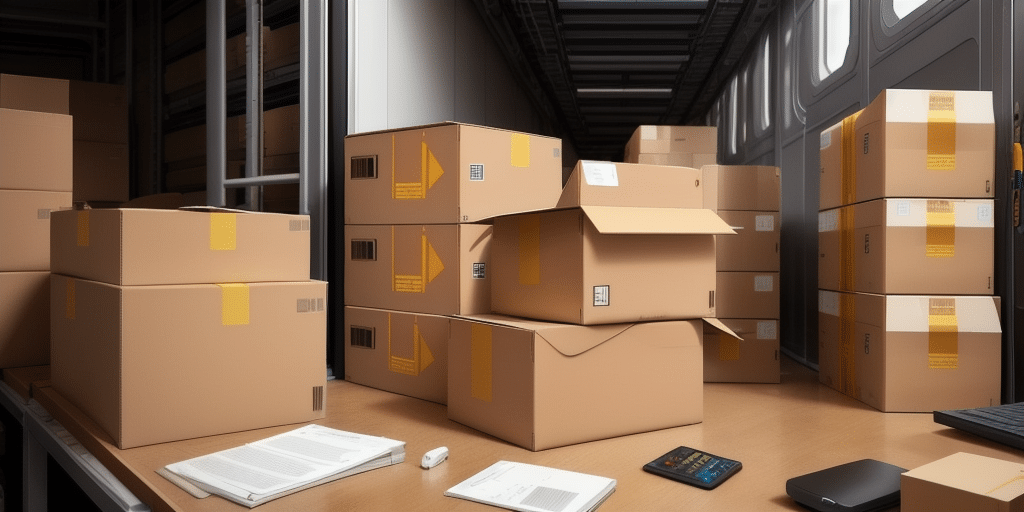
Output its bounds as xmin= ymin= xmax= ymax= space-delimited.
xmin=445 ymin=460 xmax=616 ymax=512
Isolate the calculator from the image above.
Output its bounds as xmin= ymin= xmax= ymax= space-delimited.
xmin=643 ymin=446 xmax=742 ymax=490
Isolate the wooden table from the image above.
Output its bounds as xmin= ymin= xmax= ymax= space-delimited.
xmin=31 ymin=357 xmax=1024 ymax=511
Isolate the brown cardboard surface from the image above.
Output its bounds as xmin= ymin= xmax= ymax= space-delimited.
xmin=344 ymin=123 xmax=562 ymax=224
xmin=2 ymin=365 xmax=50 ymax=403
xmin=0 ymin=108 xmax=73 ymax=192
xmin=343 ymin=306 xmax=449 ymax=405
xmin=164 ymin=160 xmax=245 ymax=193
xmin=50 ymin=208 xmax=311 ymax=286
xmin=715 ymin=210 xmax=780 ymax=272
xmin=702 ymin=165 xmax=781 ymax=212
xmin=0 ymin=74 xmax=69 ymax=114
xmin=265 ymin=104 xmax=300 ymax=157
xmin=448 ymin=314 xmax=703 ymax=451
xmin=703 ymin=318 xmax=780 ymax=383
xmin=0 ymin=190 xmax=72 ymax=271
xmin=50 ymin=276 xmax=327 ymax=449
xmin=632 ymin=152 xmax=718 ymax=168
xmin=163 ymin=115 xmax=246 ymax=163
xmin=557 ymin=160 xmax=705 ymax=209
xmin=818 ymin=199 xmax=994 ymax=295
xmin=265 ymin=22 xmax=300 ymax=71
xmin=818 ymin=119 xmax=847 ymax=211
xmin=73 ymin=141 xmax=130 ymax=203
xmin=0 ymin=272 xmax=50 ymax=369
xmin=344 ymin=223 xmax=492 ymax=316
xmin=715 ymin=271 xmax=780 ymax=319
xmin=623 ymin=125 xmax=717 ymax=162
xmin=902 ymin=452 xmax=1024 ymax=512
xmin=69 ymin=80 xmax=128 ymax=144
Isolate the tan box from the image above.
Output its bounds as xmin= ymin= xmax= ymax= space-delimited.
xmin=73 ymin=141 xmax=129 ymax=203
xmin=69 ymin=80 xmax=128 ymax=144
xmin=715 ymin=210 xmax=780 ymax=272
xmin=716 ymin=271 xmax=780 ymax=319
xmin=818 ymin=118 xmax=850 ymax=211
xmin=265 ymin=22 xmax=300 ymax=71
xmin=50 ymin=208 xmax=310 ymax=286
xmin=623 ymin=125 xmax=717 ymax=162
xmin=902 ymin=453 xmax=1024 ymax=512
xmin=3 ymin=365 xmax=50 ymax=403
xmin=0 ymin=272 xmax=50 ymax=369
xmin=343 ymin=306 xmax=449 ymax=405
xmin=163 ymin=115 xmax=246 ymax=163
xmin=51 ymin=276 xmax=327 ymax=449
xmin=703 ymin=318 xmax=780 ymax=383
xmin=163 ymin=31 xmax=250 ymax=94
xmin=448 ymin=314 xmax=705 ymax=451
xmin=558 ymin=160 xmax=705 ymax=209
xmin=344 ymin=223 xmax=491 ymax=316
xmin=702 ymin=165 xmax=781 ymax=212
xmin=164 ymin=160 xmax=245 ymax=193
xmin=0 ymin=74 xmax=69 ymax=114
xmin=632 ymin=152 xmax=717 ymax=168
xmin=344 ymin=123 xmax=562 ymax=224
xmin=818 ymin=199 xmax=994 ymax=295
xmin=817 ymin=291 xmax=1001 ymax=412
xmin=0 ymin=108 xmax=73 ymax=192
xmin=0 ymin=190 xmax=72 ymax=271
xmin=264 ymin=104 xmax=300 ymax=157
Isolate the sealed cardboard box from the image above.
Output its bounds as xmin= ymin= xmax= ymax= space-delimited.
xmin=344 ymin=306 xmax=449 ymax=405
xmin=623 ymin=125 xmax=717 ymax=162
xmin=73 ymin=141 xmax=130 ymax=203
xmin=715 ymin=271 xmax=780 ymax=319
xmin=818 ymin=118 xmax=853 ymax=211
xmin=632 ymin=152 xmax=717 ymax=168
xmin=558 ymin=160 xmax=705 ymax=209
xmin=69 ymin=80 xmax=128 ymax=144
xmin=0 ymin=74 xmax=69 ymax=114
xmin=163 ymin=115 xmax=246 ymax=164
xmin=0 ymin=272 xmax=50 ymax=369
xmin=703 ymin=318 xmax=780 ymax=383
xmin=0 ymin=190 xmax=72 ymax=271
xmin=344 ymin=223 xmax=491 ymax=316
xmin=902 ymin=452 xmax=1024 ymax=512
xmin=344 ymin=123 xmax=562 ymax=224
xmin=50 ymin=276 xmax=327 ymax=449
xmin=817 ymin=291 xmax=1001 ymax=412
xmin=0 ymin=108 xmax=73 ymax=192
xmin=448 ymin=314 xmax=706 ymax=451
xmin=50 ymin=208 xmax=310 ymax=286
xmin=818 ymin=199 xmax=994 ymax=295
xmin=715 ymin=210 xmax=780 ymax=272
xmin=702 ymin=165 xmax=781 ymax=212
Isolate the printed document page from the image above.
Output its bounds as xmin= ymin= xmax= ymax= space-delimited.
xmin=445 ymin=460 xmax=616 ymax=512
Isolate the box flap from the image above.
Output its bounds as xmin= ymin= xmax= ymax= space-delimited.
xmin=557 ymin=160 xmax=704 ymax=209
xmin=580 ymin=205 xmax=735 ymax=235
xmin=905 ymin=452 xmax=1024 ymax=502
xmin=457 ymin=314 xmax=634 ymax=357
xmin=702 ymin=318 xmax=742 ymax=340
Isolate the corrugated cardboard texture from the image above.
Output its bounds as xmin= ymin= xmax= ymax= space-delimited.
xmin=716 ymin=271 xmax=780 ymax=319
xmin=50 ymin=277 xmax=327 ymax=449
xmin=633 ymin=152 xmax=717 ymax=168
xmin=702 ymin=165 xmax=781 ymax=212
xmin=448 ymin=315 xmax=703 ymax=451
xmin=623 ymin=125 xmax=717 ymax=162
xmin=0 ymin=190 xmax=72 ymax=271
xmin=715 ymin=210 xmax=780 ymax=271
xmin=3 ymin=365 xmax=50 ymax=403
xmin=818 ymin=119 xmax=847 ymax=211
xmin=0 ymin=272 xmax=50 ymax=369
xmin=0 ymin=108 xmax=73 ymax=191
xmin=69 ymin=80 xmax=128 ymax=144
xmin=703 ymin=318 xmax=780 ymax=383
xmin=902 ymin=453 xmax=1024 ymax=512
xmin=73 ymin=141 xmax=130 ymax=203
xmin=0 ymin=74 xmax=69 ymax=114
xmin=557 ymin=161 xmax=705 ymax=209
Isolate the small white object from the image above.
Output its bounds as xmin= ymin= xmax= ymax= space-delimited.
xmin=421 ymin=447 xmax=449 ymax=469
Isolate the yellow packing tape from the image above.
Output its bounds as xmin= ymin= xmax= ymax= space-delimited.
xmin=510 ymin=133 xmax=531 ymax=168
xmin=927 ymin=91 xmax=957 ymax=170
xmin=926 ymin=200 xmax=956 ymax=258
xmin=928 ymin=298 xmax=958 ymax=369
xmin=840 ymin=111 xmax=860 ymax=205
xmin=518 ymin=215 xmax=541 ymax=285
xmin=209 ymin=213 xmax=237 ymax=251
xmin=470 ymin=324 xmax=493 ymax=402
xmin=65 ymin=278 xmax=76 ymax=320
xmin=217 ymin=283 xmax=250 ymax=326
xmin=76 ymin=211 xmax=89 ymax=247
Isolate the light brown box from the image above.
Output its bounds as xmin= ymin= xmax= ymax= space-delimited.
xmin=702 ymin=165 xmax=781 ymax=212
xmin=3 ymin=365 xmax=50 ymax=403
xmin=73 ymin=141 xmax=129 ymax=203
xmin=492 ymin=207 xmax=732 ymax=325
xmin=0 ymin=272 xmax=50 ymax=369
xmin=0 ymin=190 xmax=72 ymax=271
xmin=344 ymin=223 xmax=491 ymax=316
xmin=163 ymin=115 xmax=246 ymax=163
xmin=265 ymin=22 xmax=300 ymax=71
xmin=69 ymin=80 xmax=128 ymax=144
xmin=0 ymin=74 xmax=69 ymax=114
xmin=344 ymin=123 xmax=562 ymax=225
xmin=818 ymin=199 xmax=994 ymax=295
xmin=448 ymin=314 xmax=706 ymax=451
xmin=164 ymin=160 xmax=245 ymax=193
xmin=623 ymin=125 xmax=717 ymax=162
xmin=50 ymin=276 xmax=327 ymax=449
xmin=343 ymin=306 xmax=449 ymax=405
xmin=703 ymin=318 xmax=780 ymax=383
xmin=716 ymin=271 xmax=780 ymax=319
xmin=163 ymin=31 xmax=250 ymax=94
xmin=817 ymin=291 xmax=1001 ymax=412
xmin=818 ymin=118 xmax=850 ymax=211
xmin=715 ymin=210 xmax=780 ymax=272
xmin=0 ymin=108 xmax=73 ymax=192
xmin=558 ymin=160 xmax=705 ymax=209
xmin=264 ymin=104 xmax=300 ymax=157
xmin=902 ymin=453 xmax=1024 ymax=512
xmin=50 ymin=208 xmax=310 ymax=286
xmin=632 ymin=152 xmax=718 ymax=168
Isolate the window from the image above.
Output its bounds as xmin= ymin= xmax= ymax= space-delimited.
xmin=881 ymin=0 xmax=938 ymax=30
xmin=753 ymin=36 xmax=772 ymax=133
xmin=815 ymin=0 xmax=851 ymax=83
xmin=728 ymin=76 xmax=739 ymax=155
xmin=892 ymin=0 xmax=929 ymax=19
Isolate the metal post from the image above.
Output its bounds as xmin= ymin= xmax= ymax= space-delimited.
xmin=301 ymin=0 xmax=328 ymax=280
xmin=245 ymin=0 xmax=264 ymax=210
xmin=207 ymin=0 xmax=227 ymax=207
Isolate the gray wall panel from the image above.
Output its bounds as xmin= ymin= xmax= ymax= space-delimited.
xmin=387 ymin=0 xmax=456 ymax=127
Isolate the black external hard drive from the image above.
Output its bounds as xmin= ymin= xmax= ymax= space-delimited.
xmin=642 ymin=446 xmax=742 ymax=490
xmin=785 ymin=459 xmax=906 ymax=512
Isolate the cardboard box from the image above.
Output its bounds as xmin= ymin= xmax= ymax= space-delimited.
xmin=343 ymin=306 xmax=449 ymax=404
xmin=344 ymin=123 xmax=562 ymax=224
xmin=448 ymin=314 xmax=707 ymax=451
xmin=0 ymin=74 xmax=69 ymax=114
xmin=558 ymin=160 xmax=705 ymax=209
xmin=702 ymin=165 xmax=781 ymax=212
xmin=902 ymin=453 xmax=1024 ymax=512
xmin=163 ymin=115 xmax=246 ymax=164
xmin=818 ymin=118 xmax=851 ymax=211
xmin=0 ymin=108 xmax=73 ymax=192
xmin=50 ymin=208 xmax=310 ymax=286
xmin=491 ymin=207 xmax=732 ymax=325
xmin=0 ymin=272 xmax=50 ymax=369
xmin=265 ymin=22 xmax=300 ymax=71
xmin=818 ymin=199 xmax=994 ymax=295
xmin=344 ymin=223 xmax=491 ymax=316
xmin=3 ymin=365 xmax=50 ymax=403
xmin=703 ymin=318 xmax=780 ymax=383
xmin=715 ymin=271 xmax=780 ymax=319
xmin=69 ymin=80 xmax=128 ymax=144
xmin=163 ymin=31 xmax=250 ymax=94
xmin=164 ymin=160 xmax=245 ymax=193
xmin=623 ymin=125 xmax=717 ymax=162
xmin=0 ymin=190 xmax=72 ymax=271
xmin=817 ymin=291 xmax=1001 ymax=412
xmin=73 ymin=141 xmax=130 ymax=203
xmin=264 ymin=104 xmax=300 ymax=157
xmin=632 ymin=152 xmax=717 ymax=168
xmin=715 ymin=210 xmax=780 ymax=272
xmin=50 ymin=276 xmax=327 ymax=449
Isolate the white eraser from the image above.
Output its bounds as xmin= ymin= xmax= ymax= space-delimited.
xmin=421 ymin=447 xmax=449 ymax=469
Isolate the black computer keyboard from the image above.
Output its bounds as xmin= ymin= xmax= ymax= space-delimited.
xmin=934 ymin=402 xmax=1024 ymax=451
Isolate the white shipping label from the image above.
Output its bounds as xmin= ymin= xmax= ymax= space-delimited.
xmin=754 ymin=275 xmax=775 ymax=292
xmin=593 ymin=285 xmax=610 ymax=306
xmin=757 ymin=321 xmax=778 ymax=340
xmin=469 ymin=164 xmax=485 ymax=181
xmin=755 ymin=215 xmax=775 ymax=232
xmin=820 ymin=130 xmax=832 ymax=150
xmin=819 ymin=290 xmax=839 ymax=316
xmin=582 ymin=161 xmax=619 ymax=187
xmin=896 ymin=200 xmax=911 ymax=216
xmin=641 ymin=125 xmax=657 ymax=140
xmin=978 ymin=204 xmax=993 ymax=224
xmin=819 ymin=210 xmax=838 ymax=233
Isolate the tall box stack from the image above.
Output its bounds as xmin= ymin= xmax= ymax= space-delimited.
xmin=817 ymin=89 xmax=1000 ymax=412
xmin=69 ymin=80 xmax=130 ymax=205
xmin=0 ymin=73 xmax=73 ymax=369
xmin=623 ymin=125 xmax=718 ymax=168
xmin=49 ymin=207 xmax=326 ymax=449
xmin=702 ymin=165 xmax=782 ymax=383
xmin=342 ymin=123 xmax=563 ymax=406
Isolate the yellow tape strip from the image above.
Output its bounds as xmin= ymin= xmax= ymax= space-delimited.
xmin=839 ymin=293 xmax=856 ymax=396
xmin=987 ymin=475 xmax=1024 ymax=495
xmin=839 ymin=207 xmax=855 ymax=291
xmin=518 ymin=215 xmax=541 ymax=285
xmin=470 ymin=324 xmax=493 ymax=402
xmin=840 ymin=111 xmax=861 ymax=205
xmin=926 ymin=200 xmax=956 ymax=258
xmin=929 ymin=298 xmax=958 ymax=369
xmin=510 ymin=133 xmax=531 ymax=168
xmin=76 ymin=211 xmax=90 ymax=247
xmin=718 ymin=335 xmax=740 ymax=361
xmin=209 ymin=213 xmax=237 ymax=251
xmin=65 ymin=278 xmax=76 ymax=320
xmin=217 ymin=283 xmax=250 ymax=326
xmin=927 ymin=91 xmax=957 ymax=170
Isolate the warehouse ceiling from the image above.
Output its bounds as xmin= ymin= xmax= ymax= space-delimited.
xmin=470 ymin=0 xmax=778 ymax=161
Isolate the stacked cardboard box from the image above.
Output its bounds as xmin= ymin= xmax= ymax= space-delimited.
xmin=817 ymin=89 xmax=1001 ymax=412
xmin=623 ymin=125 xmax=718 ymax=168
xmin=49 ymin=207 xmax=327 ymax=449
xmin=70 ymin=80 xmax=130 ymax=204
xmin=0 ymin=73 xmax=73 ymax=369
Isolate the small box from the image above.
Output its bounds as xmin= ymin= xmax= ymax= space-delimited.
xmin=50 ymin=276 xmax=327 ymax=449
xmin=344 ymin=123 xmax=562 ymax=224
xmin=703 ymin=318 xmax=780 ymax=383
xmin=0 ymin=272 xmax=50 ymax=369
xmin=0 ymin=108 xmax=73 ymax=192
xmin=344 ymin=306 xmax=449 ymax=405
xmin=73 ymin=141 xmax=130 ymax=203
xmin=50 ymin=208 xmax=310 ymax=286
xmin=69 ymin=80 xmax=128 ymax=144
xmin=344 ymin=223 xmax=491 ymax=316
xmin=0 ymin=190 xmax=72 ymax=271
xmin=715 ymin=271 xmax=780 ymax=319
xmin=902 ymin=452 xmax=1024 ymax=512
xmin=558 ymin=160 xmax=705 ymax=209
xmin=715 ymin=211 xmax=780 ymax=272
xmin=701 ymin=165 xmax=781 ymax=212
xmin=0 ymin=74 xmax=69 ymax=114
xmin=818 ymin=199 xmax=994 ymax=295
xmin=623 ymin=125 xmax=717 ymax=162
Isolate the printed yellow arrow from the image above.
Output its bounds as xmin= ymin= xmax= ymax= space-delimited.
xmin=423 ymin=141 xmax=444 ymax=188
xmin=393 ymin=230 xmax=445 ymax=293
xmin=418 ymin=334 xmax=435 ymax=372
xmin=393 ymin=138 xmax=445 ymax=199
